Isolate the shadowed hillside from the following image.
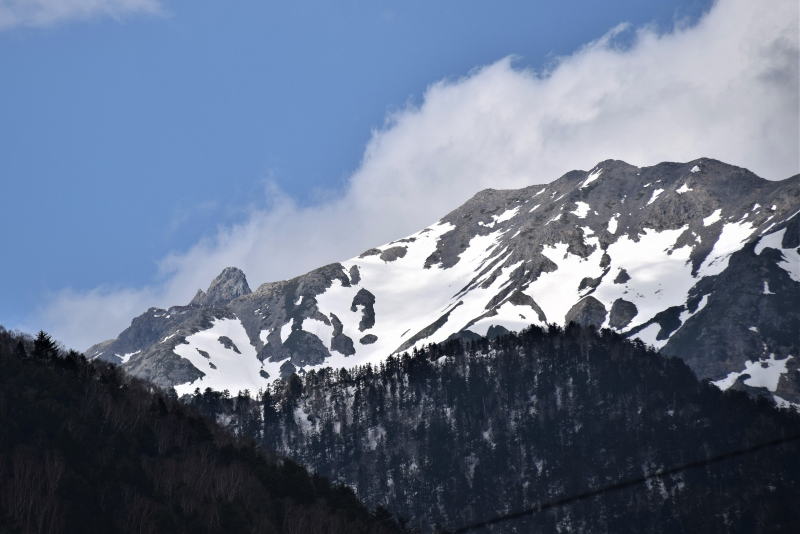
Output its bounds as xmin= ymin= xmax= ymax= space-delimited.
xmin=191 ymin=325 xmax=800 ymax=533
xmin=0 ymin=327 xmax=403 ymax=534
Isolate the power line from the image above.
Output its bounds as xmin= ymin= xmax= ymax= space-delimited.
xmin=442 ymin=433 xmax=800 ymax=533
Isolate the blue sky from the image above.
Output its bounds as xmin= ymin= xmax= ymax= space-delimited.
xmin=2 ymin=0 xmax=797 ymax=348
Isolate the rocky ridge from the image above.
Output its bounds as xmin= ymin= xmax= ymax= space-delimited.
xmin=87 ymin=158 xmax=800 ymax=405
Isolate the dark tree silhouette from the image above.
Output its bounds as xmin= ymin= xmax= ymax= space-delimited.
xmin=0 ymin=326 xmax=403 ymax=534
xmin=32 ymin=330 xmax=58 ymax=359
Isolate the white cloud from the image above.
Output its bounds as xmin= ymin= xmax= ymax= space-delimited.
xmin=0 ymin=0 xmax=162 ymax=30
xmin=40 ymin=0 xmax=799 ymax=350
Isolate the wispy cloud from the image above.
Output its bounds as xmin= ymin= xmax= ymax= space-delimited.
xmin=40 ymin=0 xmax=799 ymax=350
xmin=0 ymin=0 xmax=162 ymax=30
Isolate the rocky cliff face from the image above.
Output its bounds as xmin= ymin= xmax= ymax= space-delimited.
xmin=87 ymin=158 xmax=800 ymax=405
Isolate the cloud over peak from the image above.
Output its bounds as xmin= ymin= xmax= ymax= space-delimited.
xmin=39 ymin=0 xmax=799 ymax=349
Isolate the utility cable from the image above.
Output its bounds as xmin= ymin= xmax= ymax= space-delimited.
xmin=443 ymin=433 xmax=800 ymax=533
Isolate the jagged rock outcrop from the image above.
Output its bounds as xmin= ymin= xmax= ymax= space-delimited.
xmin=189 ymin=267 xmax=251 ymax=307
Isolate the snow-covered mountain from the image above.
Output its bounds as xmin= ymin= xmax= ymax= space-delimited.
xmin=87 ymin=158 xmax=800 ymax=405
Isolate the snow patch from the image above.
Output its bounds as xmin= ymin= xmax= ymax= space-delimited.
xmin=712 ymin=354 xmax=793 ymax=392
xmin=607 ymin=214 xmax=619 ymax=234
xmin=676 ymin=183 xmax=692 ymax=194
xmin=160 ymin=333 xmax=176 ymax=343
xmin=173 ymin=318 xmax=268 ymax=397
xmin=311 ymin=221 xmax=523 ymax=363
xmin=280 ymin=321 xmax=294 ymax=343
xmin=581 ymin=169 xmax=602 ymax=189
xmin=690 ymin=165 xmax=700 ymax=173
xmin=773 ymin=395 xmax=800 ymax=412
xmin=634 ymin=323 xmax=668 ymax=349
xmin=646 ymin=188 xmax=664 ymax=205
xmin=571 ymin=201 xmax=590 ymax=219
xmin=493 ymin=206 xmax=520 ymax=224
xmin=697 ymin=221 xmax=755 ymax=277
xmin=526 ymin=239 xmax=605 ymax=324
xmin=593 ymin=226 xmax=693 ymax=329
xmin=762 ymin=281 xmax=775 ymax=295
xmin=674 ymin=294 xmax=709 ymax=334
xmin=118 ymin=350 xmax=140 ymax=364
xmin=703 ymin=209 xmax=722 ymax=226
xmin=755 ymin=228 xmax=800 ymax=282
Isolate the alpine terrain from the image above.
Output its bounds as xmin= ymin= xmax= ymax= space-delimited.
xmin=87 ymin=158 xmax=800 ymax=405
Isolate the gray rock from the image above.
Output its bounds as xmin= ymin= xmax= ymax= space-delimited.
xmin=507 ymin=291 xmax=547 ymax=323
xmin=190 ymin=267 xmax=251 ymax=307
xmin=359 ymin=334 xmax=378 ymax=345
xmin=379 ymin=246 xmax=408 ymax=262
xmin=124 ymin=345 xmax=205 ymax=389
xmin=444 ymin=330 xmax=483 ymax=344
xmin=330 ymin=313 xmax=356 ymax=356
xmin=662 ymin=225 xmax=800 ymax=399
xmin=578 ymin=274 xmax=604 ymax=292
xmin=359 ymin=248 xmax=381 ymax=258
xmin=486 ymin=325 xmax=510 ymax=339
xmin=609 ymin=299 xmax=637 ymax=329
xmin=613 ymin=269 xmax=631 ymax=284
xmin=350 ymin=288 xmax=376 ymax=331
xmin=348 ymin=265 xmax=361 ymax=285
xmin=284 ymin=330 xmax=328 ymax=367
xmin=565 ymin=297 xmax=607 ymax=329
xmin=217 ymin=336 xmax=240 ymax=353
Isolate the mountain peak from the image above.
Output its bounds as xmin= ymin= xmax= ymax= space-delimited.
xmin=87 ymin=158 xmax=800 ymax=405
xmin=190 ymin=267 xmax=251 ymax=307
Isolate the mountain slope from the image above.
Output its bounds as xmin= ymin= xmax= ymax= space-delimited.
xmin=0 ymin=327 xmax=402 ymax=534
xmin=88 ymin=158 xmax=800 ymax=403
xmin=188 ymin=325 xmax=800 ymax=533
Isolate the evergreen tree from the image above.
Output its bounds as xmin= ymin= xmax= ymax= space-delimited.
xmin=32 ymin=330 xmax=58 ymax=359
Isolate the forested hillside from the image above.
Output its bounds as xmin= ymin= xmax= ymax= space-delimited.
xmin=0 ymin=327 xmax=403 ymax=534
xmin=190 ymin=325 xmax=800 ymax=533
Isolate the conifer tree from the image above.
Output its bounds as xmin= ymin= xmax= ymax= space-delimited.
xmin=32 ymin=331 xmax=58 ymax=359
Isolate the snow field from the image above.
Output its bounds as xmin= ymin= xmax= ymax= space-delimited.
xmin=174 ymin=318 xmax=271 ymax=397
